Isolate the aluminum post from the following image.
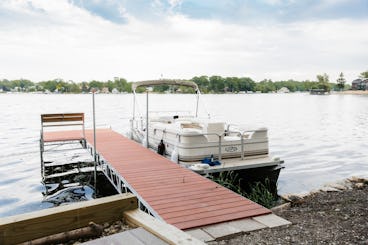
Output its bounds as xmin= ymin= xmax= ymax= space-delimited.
xmin=92 ymin=90 xmax=97 ymax=196
xmin=146 ymin=90 xmax=149 ymax=148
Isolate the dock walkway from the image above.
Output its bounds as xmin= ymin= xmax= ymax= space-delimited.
xmin=44 ymin=129 xmax=271 ymax=230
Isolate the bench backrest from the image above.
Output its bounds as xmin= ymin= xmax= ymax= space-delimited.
xmin=41 ymin=113 xmax=85 ymax=139
xmin=41 ymin=113 xmax=84 ymax=126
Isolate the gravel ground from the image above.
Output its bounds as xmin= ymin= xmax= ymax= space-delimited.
xmin=209 ymin=179 xmax=368 ymax=245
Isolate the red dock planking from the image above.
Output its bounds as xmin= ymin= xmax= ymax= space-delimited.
xmin=43 ymin=128 xmax=271 ymax=230
xmin=42 ymin=130 xmax=84 ymax=142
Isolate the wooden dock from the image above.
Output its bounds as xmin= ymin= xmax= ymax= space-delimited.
xmin=43 ymin=129 xmax=272 ymax=230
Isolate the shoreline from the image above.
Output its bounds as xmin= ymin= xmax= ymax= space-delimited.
xmin=209 ymin=176 xmax=368 ymax=244
xmin=336 ymin=90 xmax=368 ymax=95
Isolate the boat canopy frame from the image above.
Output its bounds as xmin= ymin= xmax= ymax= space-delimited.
xmin=131 ymin=79 xmax=206 ymax=120
xmin=131 ymin=79 xmax=208 ymax=148
xmin=131 ymin=79 xmax=199 ymax=92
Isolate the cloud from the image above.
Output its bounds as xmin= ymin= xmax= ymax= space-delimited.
xmin=38 ymin=0 xmax=368 ymax=25
xmin=0 ymin=0 xmax=367 ymax=83
xmin=68 ymin=0 xmax=128 ymax=23
xmin=167 ymin=0 xmax=368 ymax=24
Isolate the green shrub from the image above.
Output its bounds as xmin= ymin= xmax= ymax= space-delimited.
xmin=209 ymin=171 xmax=278 ymax=208
xmin=246 ymin=179 xmax=278 ymax=209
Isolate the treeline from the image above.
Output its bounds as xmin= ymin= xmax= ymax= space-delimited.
xmin=0 ymin=78 xmax=131 ymax=93
xmin=0 ymin=74 xmax=355 ymax=94
xmin=191 ymin=75 xmax=346 ymax=93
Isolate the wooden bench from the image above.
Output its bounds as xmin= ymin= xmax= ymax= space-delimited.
xmin=40 ymin=113 xmax=86 ymax=144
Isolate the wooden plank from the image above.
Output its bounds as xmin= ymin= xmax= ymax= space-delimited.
xmin=124 ymin=209 xmax=205 ymax=245
xmin=161 ymin=201 xmax=258 ymax=221
xmin=0 ymin=194 xmax=137 ymax=245
xmin=156 ymin=195 xmax=250 ymax=215
xmin=149 ymin=189 xmax=231 ymax=207
xmin=137 ymin=185 xmax=222 ymax=199
xmin=42 ymin=113 xmax=84 ymax=118
xmin=42 ymin=123 xmax=84 ymax=127
xmin=147 ymin=187 xmax=228 ymax=203
xmin=43 ymin=131 xmax=84 ymax=142
xmin=136 ymin=179 xmax=212 ymax=193
xmin=174 ymin=209 xmax=270 ymax=230
xmin=130 ymin=179 xmax=208 ymax=192
xmin=41 ymin=113 xmax=84 ymax=123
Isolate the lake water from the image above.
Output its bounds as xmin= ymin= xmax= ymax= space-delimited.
xmin=0 ymin=93 xmax=367 ymax=218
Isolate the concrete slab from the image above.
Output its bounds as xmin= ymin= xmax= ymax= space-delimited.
xmin=82 ymin=227 xmax=168 ymax=245
xmin=130 ymin=227 xmax=169 ymax=244
xmin=201 ymin=222 xmax=242 ymax=240
xmin=252 ymin=214 xmax=291 ymax=228
xmin=226 ymin=218 xmax=267 ymax=232
xmin=185 ymin=228 xmax=215 ymax=242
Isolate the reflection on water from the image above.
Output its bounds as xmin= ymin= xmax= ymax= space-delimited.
xmin=43 ymin=185 xmax=94 ymax=206
xmin=0 ymin=93 xmax=367 ymax=218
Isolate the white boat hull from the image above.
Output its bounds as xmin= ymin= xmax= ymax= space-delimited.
xmin=130 ymin=118 xmax=269 ymax=162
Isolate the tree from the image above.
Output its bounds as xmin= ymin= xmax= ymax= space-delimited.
xmin=238 ymin=77 xmax=255 ymax=92
xmin=89 ymin=80 xmax=104 ymax=91
xmin=114 ymin=78 xmax=128 ymax=92
xmin=316 ymin=73 xmax=331 ymax=92
xmin=192 ymin=76 xmax=209 ymax=93
xmin=68 ymin=82 xmax=81 ymax=93
xmin=209 ymin=76 xmax=225 ymax=93
xmin=224 ymin=77 xmax=240 ymax=92
xmin=316 ymin=73 xmax=329 ymax=83
xmin=81 ymin=82 xmax=89 ymax=93
xmin=255 ymin=79 xmax=276 ymax=93
xmin=359 ymin=70 xmax=368 ymax=78
xmin=336 ymin=72 xmax=346 ymax=91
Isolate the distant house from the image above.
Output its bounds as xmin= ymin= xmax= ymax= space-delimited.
xmin=277 ymin=87 xmax=290 ymax=93
xmin=352 ymin=78 xmax=368 ymax=90
xmin=101 ymin=87 xmax=110 ymax=93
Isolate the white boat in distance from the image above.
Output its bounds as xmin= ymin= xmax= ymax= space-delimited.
xmin=129 ymin=79 xmax=271 ymax=165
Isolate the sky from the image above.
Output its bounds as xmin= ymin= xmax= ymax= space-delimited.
xmin=0 ymin=0 xmax=367 ymax=83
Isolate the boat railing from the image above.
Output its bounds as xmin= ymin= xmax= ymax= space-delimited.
xmin=151 ymin=127 xmax=256 ymax=161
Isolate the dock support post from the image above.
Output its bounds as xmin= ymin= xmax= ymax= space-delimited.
xmin=92 ymin=90 xmax=97 ymax=197
xmin=146 ymin=90 xmax=149 ymax=148
xmin=195 ymin=90 xmax=199 ymax=117
xmin=241 ymin=134 xmax=244 ymax=160
xmin=218 ymin=135 xmax=222 ymax=161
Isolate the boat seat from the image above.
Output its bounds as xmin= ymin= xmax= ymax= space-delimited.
xmin=251 ymin=128 xmax=268 ymax=139
xmin=181 ymin=128 xmax=202 ymax=135
xmin=180 ymin=122 xmax=203 ymax=130
xmin=204 ymin=122 xmax=225 ymax=142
